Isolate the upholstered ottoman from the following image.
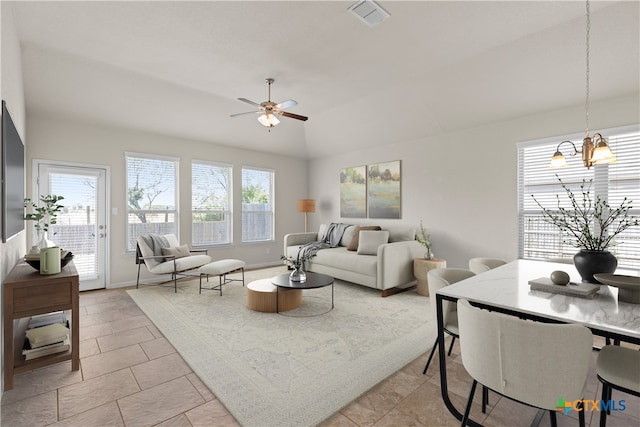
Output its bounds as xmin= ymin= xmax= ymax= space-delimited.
xmin=246 ymin=279 xmax=302 ymax=313
xmin=198 ymin=259 xmax=245 ymax=295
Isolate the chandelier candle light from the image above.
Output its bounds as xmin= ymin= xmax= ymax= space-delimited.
xmin=549 ymin=0 xmax=617 ymax=169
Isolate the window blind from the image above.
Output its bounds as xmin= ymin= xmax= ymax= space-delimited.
xmin=192 ymin=161 xmax=232 ymax=246
xmin=126 ymin=153 xmax=178 ymax=252
xmin=518 ymin=126 xmax=640 ymax=269
xmin=241 ymin=167 xmax=274 ymax=242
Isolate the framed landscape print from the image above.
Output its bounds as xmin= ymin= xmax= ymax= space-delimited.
xmin=367 ymin=160 xmax=401 ymax=219
xmin=340 ymin=166 xmax=367 ymax=218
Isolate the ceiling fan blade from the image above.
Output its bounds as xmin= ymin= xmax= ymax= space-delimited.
xmin=230 ymin=110 xmax=260 ymax=117
xmin=278 ymin=111 xmax=308 ymax=121
xmin=275 ymin=99 xmax=297 ymax=110
xmin=237 ymin=98 xmax=261 ymax=107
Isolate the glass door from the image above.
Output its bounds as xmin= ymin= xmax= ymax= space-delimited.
xmin=36 ymin=162 xmax=108 ymax=291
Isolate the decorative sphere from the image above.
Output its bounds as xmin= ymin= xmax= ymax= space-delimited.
xmin=550 ymin=270 xmax=570 ymax=286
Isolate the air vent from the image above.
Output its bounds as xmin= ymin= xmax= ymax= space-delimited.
xmin=348 ymin=0 xmax=390 ymax=27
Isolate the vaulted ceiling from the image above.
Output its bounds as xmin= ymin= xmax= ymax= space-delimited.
xmin=10 ymin=1 xmax=640 ymax=159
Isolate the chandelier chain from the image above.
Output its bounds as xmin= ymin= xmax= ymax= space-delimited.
xmin=585 ymin=0 xmax=590 ymax=136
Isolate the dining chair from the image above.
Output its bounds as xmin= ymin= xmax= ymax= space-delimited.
xmin=595 ymin=345 xmax=640 ymax=427
xmin=422 ymin=268 xmax=475 ymax=374
xmin=457 ymin=299 xmax=593 ymax=427
xmin=468 ymin=257 xmax=506 ymax=274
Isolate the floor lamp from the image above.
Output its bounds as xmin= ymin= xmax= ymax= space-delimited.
xmin=297 ymin=199 xmax=315 ymax=232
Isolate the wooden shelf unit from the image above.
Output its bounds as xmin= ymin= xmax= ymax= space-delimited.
xmin=3 ymin=261 xmax=79 ymax=390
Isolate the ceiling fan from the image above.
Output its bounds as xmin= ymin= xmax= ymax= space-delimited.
xmin=231 ymin=78 xmax=308 ymax=129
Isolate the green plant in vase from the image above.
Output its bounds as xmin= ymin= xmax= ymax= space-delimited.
xmin=24 ymin=194 xmax=65 ymax=253
xmin=532 ymin=175 xmax=639 ymax=283
xmin=416 ymin=220 xmax=433 ymax=260
xmin=281 ymin=252 xmax=316 ymax=282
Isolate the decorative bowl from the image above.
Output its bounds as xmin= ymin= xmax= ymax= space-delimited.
xmin=24 ymin=252 xmax=75 ymax=272
xmin=593 ymin=273 xmax=640 ymax=304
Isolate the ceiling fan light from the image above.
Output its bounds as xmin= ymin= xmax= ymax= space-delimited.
xmin=258 ymin=113 xmax=280 ymax=127
xmin=549 ymin=151 xmax=568 ymax=168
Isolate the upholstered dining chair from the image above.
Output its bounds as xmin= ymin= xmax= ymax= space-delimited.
xmin=468 ymin=257 xmax=507 ymax=274
xmin=595 ymin=345 xmax=640 ymax=427
xmin=423 ymin=268 xmax=476 ymax=375
xmin=136 ymin=233 xmax=211 ymax=292
xmin=457 ymin=299 xmax=593 ymax=427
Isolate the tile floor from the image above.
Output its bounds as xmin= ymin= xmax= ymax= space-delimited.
xmin=1 ymin=285 xmax=638 ymax=427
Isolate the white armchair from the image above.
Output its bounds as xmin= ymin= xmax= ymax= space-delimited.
xmin=135 ymin=233 xmax=211 ymax=292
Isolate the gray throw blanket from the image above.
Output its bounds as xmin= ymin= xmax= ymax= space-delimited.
xmin=297 ymin=222 xmax=350 ymax=261
xmin=140 ymin=234 xmax=170 ymax=258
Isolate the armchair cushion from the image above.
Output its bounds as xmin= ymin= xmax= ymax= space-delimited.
xmin=161 ymin=245 xmax=191 ymax=259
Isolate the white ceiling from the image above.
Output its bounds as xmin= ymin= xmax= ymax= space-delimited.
xmin=10 ymin=0 xmax=640 ymax=159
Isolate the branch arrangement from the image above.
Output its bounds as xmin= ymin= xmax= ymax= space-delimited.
xmin=532 ymin=176 xmax=639 ymax=251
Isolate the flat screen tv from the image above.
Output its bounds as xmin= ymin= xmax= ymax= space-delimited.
xmin=1 ymin=100 xmax=25 ymax=243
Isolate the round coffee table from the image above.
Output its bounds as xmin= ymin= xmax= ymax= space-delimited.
xmin=271 ymin=271 xmax=334 ymax=315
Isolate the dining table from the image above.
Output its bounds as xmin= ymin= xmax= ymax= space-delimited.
xmin=434 ymin=259 xmax=640 ymax=426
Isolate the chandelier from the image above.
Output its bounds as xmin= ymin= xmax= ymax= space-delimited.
xmin=550 ymin=0 xmax=616 ymax=169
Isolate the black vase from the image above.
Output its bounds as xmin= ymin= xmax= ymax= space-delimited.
xmin=573 ymin=250 xmax=617 ymax=284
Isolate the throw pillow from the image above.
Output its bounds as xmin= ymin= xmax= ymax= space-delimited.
xmin=347 ymin=226 xmax=382 ymax=251
xmin=357 ymin=230 xmax=390 ymax=255
xmin=340 ymin=225 xmax=356 ymax=247
xmin=161 ymin=245 xmax=191 ymax=259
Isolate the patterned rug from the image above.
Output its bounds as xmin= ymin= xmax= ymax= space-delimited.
xmin=127 ymin=267 xmax=435 ymax=427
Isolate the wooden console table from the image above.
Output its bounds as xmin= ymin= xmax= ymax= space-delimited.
xmin=3 ymin=261 xmax=79 ymax=390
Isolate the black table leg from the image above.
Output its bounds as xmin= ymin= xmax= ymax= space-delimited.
xmin=436 ymin=294 xmax=481 ymax=426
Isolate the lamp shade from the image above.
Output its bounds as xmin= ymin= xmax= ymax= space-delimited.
xmin=549 ymin=151 xmax=568 ymax=168
xmin=592 ymin=141 xmax=617 ymax=164
xmin=297 ymin=199 xmax=315 ymax=213
xmin=258 ymin=113 xmax=280 ymax=127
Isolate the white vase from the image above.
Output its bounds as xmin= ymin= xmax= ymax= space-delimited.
xmin=29 ymin=232 xmax=56 ymax=254
xmin=289 ymin=266 xmax=306 ymax=282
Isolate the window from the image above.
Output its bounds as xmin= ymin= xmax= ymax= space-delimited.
xmin=192 ymin=161 xmax=232 ymax=246
xmin=242 ymin=167 xmax=274 ymax=242
xmin=126 ymin=153 xmax=178 ymax=252
xmin=518 ymin=126 xmax=640 ymax=269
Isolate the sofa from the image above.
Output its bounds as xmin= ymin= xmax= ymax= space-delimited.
xmin=284 ymin=223 xmax=424 ymax=296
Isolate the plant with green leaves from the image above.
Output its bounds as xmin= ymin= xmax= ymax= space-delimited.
xmin=24 ymin=195 xmax=65 ymax=234
xmin=281 ymin=252 xmax=316 ymax=270
xmin=416 ymin=220 xmax=433 ymax=259
xmin=532 ymin=176 xmax=639 ymax=251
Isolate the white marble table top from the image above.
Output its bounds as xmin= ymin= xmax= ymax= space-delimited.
xmin=437 ymin=259 xmax=640 ymax=342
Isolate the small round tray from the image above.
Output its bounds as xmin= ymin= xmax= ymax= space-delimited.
xmin=594 ymin=273 xmax=640 ymax=304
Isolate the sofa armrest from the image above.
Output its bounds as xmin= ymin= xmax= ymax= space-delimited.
xmin=377 ymin=240 xmax=424 ymax=289
xmin=283 ymin=232 xmax=318 ymax=254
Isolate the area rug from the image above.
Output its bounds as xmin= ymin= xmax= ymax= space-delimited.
xmin=127 ymin=267 xmax=435 ymax=427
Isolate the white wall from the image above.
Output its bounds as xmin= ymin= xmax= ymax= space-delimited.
xmin=308 ymin=94 xmax=639 ymax=268
xmin=26 ymin=117 xmax=310 ymax=286
xmin=0 ymin=1 xmax=28 ymax=396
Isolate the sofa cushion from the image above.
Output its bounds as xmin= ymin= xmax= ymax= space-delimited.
xmin=385 ymin=226 xmax=416 ymax=243
xmin=161 ymin=245 xmax=191 ymax=259
xmin=311 ymin=247 xmax=377 ymax=277
xmin=357 ymin=230 xmax=390 ymax=255
xmin=340 ymin=225 xmax=357 ymax=247
xmin=347 ymin=226 xmax=382 ymax=251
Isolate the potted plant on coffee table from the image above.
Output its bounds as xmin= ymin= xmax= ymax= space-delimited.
xmin=281 ymin=252 xmax=316 ymax=282
xmin=532 ymin=176 xmax=639 ymax=283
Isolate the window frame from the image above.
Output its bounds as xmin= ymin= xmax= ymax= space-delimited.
xmin=125 ymin=152 xmax=179 ymax=253
xmin=191 ymin=160 xmax=233 ymax=247
xmin=517 ymin=125 xmax=640 ymax=269
xmin=241 ymin=166 xmax=275 ymax=243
